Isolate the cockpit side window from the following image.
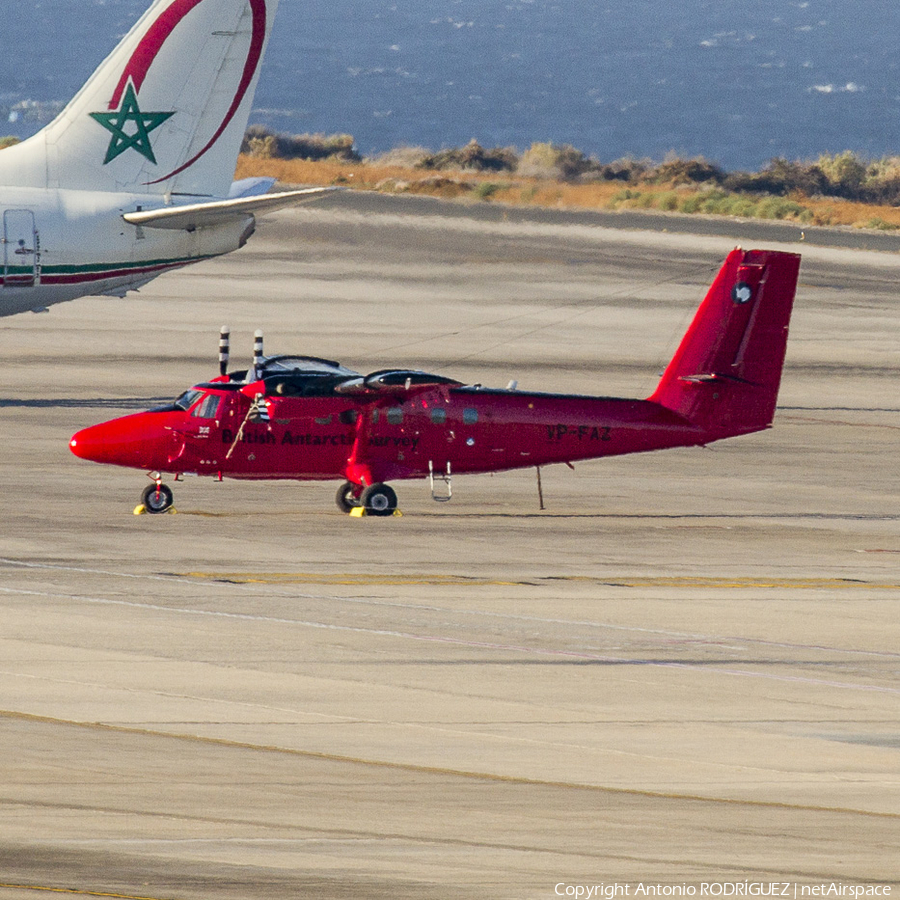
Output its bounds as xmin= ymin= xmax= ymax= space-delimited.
xmin=191 ymin=393 xmax=222 ymax=419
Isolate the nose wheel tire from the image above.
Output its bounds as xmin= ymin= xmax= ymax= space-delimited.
xmin=360 ymin=483 xmax=397 ymax=516
xmin=141 ymin=483 xmax=174 ymax=514
xmin=335 ymin=481 xmax=362 ymax=514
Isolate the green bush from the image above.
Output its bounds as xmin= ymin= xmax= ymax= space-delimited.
xmin=0 ymin=136 xmax=20 ymax=150
xmin=728 ymin=198 xmax=759 ymax=218
xmin=679 ymin=196 xmax=703 ymax=214
xmin=863 ymin=218 xmax=900 ymax=232
xmin=607 ymin=189 xmax=643 ymax=209
xmin=657 ymin=191 xmax=679 ymax=211
xmin=474 ymin=182 xmax=501 ymax=200
xmin=755 ymin=197 xmax=811 ymax=221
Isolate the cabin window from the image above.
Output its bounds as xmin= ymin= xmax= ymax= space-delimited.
xmin=339 ymin=409 xmax=358 ymax=425
xmin=387 ymin=407 xmax=403 ymax=425
xmin=463 ymin=408 xmax=478 ymax=425
xmin=191 ymin=393 xmax=221 ymax=419
xmin=430 ymin=408 xmax=447 ymax=425
xmin=315 ymin=415 xmax=332 ymax=425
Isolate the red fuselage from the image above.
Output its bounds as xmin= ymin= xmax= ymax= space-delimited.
xmin=70 ymin=383 xmax=708 ymax=486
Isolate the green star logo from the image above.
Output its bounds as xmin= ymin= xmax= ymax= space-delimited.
xmin=90 ymin=81 xmax=175 ymax=165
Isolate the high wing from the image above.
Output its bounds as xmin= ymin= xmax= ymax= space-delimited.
xmin=334 ymin=370 xmax=463 ymax=397
xmin=122 ymin=187 xmax=338 ymax=231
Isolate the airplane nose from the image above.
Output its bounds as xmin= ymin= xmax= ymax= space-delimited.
xmin=69 ymin=416 xmax=174 ymax=469
xmin=69 ymin=423 xmax=114 ymax=463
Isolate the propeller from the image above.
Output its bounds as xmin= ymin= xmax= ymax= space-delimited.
xmin=247 ymin=329 xmax=264 ymax=382
xmin=218 ymin=326 xmax=230 ymax=376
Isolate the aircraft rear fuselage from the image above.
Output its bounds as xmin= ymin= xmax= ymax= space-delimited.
xmin=0 ymin=187 xmax=251 ymax=315
xmin=0 ymin=0 xmax=337 ymax=316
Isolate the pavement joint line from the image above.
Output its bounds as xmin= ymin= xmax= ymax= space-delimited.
xmin=4 ymin=585 xmax=900 ymax=693
xmin=181 ymin=571 xmax=900 ymax=590
xmin=0 ymin=883 xmax=167 ymax=900
xmin=7 ymin=558 xmax=900 ymax=590
xmin=2 ymin=709 xmax=899 ymax=822
xmin=6 ymin=570 xmax=900 ymax=667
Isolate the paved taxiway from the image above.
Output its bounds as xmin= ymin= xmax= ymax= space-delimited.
xmin=2 ymin=194 xmax=900 ymax=899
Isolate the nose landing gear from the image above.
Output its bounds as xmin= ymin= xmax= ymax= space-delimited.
xmin=137 ymin=476 xmax=175 ymax=515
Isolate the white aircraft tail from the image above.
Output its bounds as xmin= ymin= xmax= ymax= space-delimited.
xmin=1 ymin=0 xmax=278 ymax=198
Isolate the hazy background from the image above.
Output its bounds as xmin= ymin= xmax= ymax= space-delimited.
xmin=3 ymin=0 xmax=899 ymax=169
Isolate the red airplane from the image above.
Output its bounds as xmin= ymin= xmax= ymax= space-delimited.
xmin=69 ymin=247 xmax=800 ymax=516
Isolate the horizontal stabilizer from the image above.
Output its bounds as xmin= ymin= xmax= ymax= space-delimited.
xmin=678 ymin=372 xmax=752 ymax=385
xmin=229 ymin=177 xmax=278 ymax=198
xmin=122 ymin=187 xmax=337 ymax=231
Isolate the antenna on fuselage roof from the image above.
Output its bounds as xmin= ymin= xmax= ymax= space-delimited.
xmin=219 ymin=326 xmax=230 ymax=376
xmin=247 ymin=329 xmax=264 ymax=382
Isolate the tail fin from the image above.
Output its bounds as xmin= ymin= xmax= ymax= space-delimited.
xmin=1 ymin=0 xmax=277 ymax=198
xmin=648 ymin=248 xmax=800 ymax=438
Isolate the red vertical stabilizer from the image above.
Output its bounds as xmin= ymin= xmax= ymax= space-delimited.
xmin=648 ymin=248 xmax=800 ymax=439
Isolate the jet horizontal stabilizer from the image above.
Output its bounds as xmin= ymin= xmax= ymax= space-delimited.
xmin=122 ymin=187 xmax=338 ymax=231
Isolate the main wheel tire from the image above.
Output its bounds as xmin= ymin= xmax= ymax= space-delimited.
xmin=360 ymin=482 xmax=397 ymax=517
xmin=141 ymin=483 xmax=174 ymax=514
xmin=335 ymin=481 xmax=362 ymax=514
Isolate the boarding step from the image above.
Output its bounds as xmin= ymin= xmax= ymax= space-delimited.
xmin=428 ymin=460 xmax=452 ymax=502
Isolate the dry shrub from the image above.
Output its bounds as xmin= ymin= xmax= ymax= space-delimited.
xmin=816 ymin=151 xmax=867 ymax=194
xmin=590 ymin=156 xmax=649 ymax=182
xmin=516 ymin=142 xmax=597 ymax=180
xmin=724 ymin=158 xmax=828 ymax=196
xmin=647 ymin=155 xmax=724 ymax=185
xmin=241 ymin=126 xmax=360 ymax=162
xmin=419 ymin=139 xmax=517 ymax=173
xmin=367 ymin=146 xmax=433 ymax=168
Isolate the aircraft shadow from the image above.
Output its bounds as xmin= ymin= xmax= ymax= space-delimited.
xmin=0 ymin=397 xmax=167 ymax=409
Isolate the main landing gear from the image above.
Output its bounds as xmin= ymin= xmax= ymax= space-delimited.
xmin=134 ymin=477 xmax=399 ymax=517
xmin=336 ymin=480 xmax=399 ymax=517
xmin=335 ymin=481 xmax=361 ymax=513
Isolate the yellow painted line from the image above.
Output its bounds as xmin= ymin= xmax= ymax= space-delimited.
xmin=0 ymin=884 xmax=167 ymax=900
xmin=179 ymin=572 xmax=900 ymax=590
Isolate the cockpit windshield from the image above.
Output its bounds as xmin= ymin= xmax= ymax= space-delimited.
xmin=173 ymin=388 xmax=203 ymax=411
